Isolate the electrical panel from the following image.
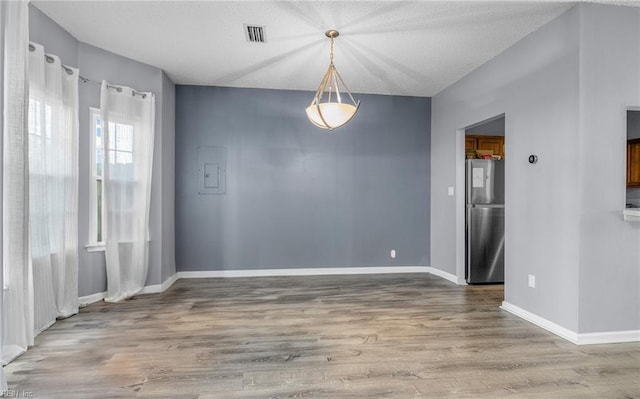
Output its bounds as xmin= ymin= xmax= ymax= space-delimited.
xmin=197 ymin=146 xmax=226 ymax=195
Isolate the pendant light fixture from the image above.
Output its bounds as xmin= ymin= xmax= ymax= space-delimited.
xmin=306 ymin=30 xmax=360 ymax=130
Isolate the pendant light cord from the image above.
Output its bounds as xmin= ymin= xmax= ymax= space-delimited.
xmin=330 ymin=36 xmax=334 ymax=65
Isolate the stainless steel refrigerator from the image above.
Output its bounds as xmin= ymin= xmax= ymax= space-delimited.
xmin=466 ymin=159 xmax=505 ymax=284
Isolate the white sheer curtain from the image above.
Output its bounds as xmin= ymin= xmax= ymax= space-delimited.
xmin=27 ymin=42 xmax=79 ymax=335
xmin=101 ymin=81 xmax=155 ymax=302
xmin=2 ymin=0 xmax=31 ymax=372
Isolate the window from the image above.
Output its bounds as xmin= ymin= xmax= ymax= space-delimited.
xmin=89 ymin=108 xmax=104 ymax=246
xmin=28 ymin=98 xmax=58 ymax=258
xmin=89 ymin=108 xmax=134 ymax=248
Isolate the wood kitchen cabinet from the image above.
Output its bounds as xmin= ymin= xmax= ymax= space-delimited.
xmin=627 ymin=138 xmax=640 ymax=187
xmin=465 ymin=137 xmax=478 ymax=152
xmin=465 ymin=135 xmax=505 ymax=158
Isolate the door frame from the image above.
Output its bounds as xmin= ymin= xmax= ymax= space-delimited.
xmin=455 ymin=128 xmax=467 ymax=284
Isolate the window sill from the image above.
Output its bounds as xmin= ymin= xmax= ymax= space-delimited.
xmin=85 ymin=243 xmax=106 ymax=252
xmin=85 ymin=240 xmax=151 ymax=252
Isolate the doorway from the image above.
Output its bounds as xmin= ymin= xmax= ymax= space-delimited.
xmin=455 ymin=114 xmax=506 ymax=286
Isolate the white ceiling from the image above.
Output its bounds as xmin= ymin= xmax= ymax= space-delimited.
xmin=32 ymin=1 xmax=585 ymax=97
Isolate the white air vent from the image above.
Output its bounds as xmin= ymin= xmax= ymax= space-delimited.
xmin=244 ymin=25 xmax=266 ymax=43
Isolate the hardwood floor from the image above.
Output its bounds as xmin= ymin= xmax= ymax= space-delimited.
xmin=5 ymin=274 xmax=640 ymax=398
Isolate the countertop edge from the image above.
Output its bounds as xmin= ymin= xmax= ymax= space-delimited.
xmin=623 ymin=209 xmax=640 ymax=222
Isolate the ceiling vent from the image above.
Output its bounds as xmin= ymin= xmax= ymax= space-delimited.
xmin=244 ymin=25 xmax=266 ymax=43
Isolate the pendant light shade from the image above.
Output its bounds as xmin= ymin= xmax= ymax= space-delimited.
xmin=306 ymin=102 xmax=358 ymax=129
xmin=306 ymin=30 xmax=359 ymax=130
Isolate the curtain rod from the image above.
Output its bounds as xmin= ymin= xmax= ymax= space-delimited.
xmin=79 ymin=76 xmax=149 ymax=98
xmin=28 ymin=43 xmax=149 ymax=99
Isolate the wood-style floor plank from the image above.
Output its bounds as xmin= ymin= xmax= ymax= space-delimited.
xmin=5 ymin=274 xmax=640 ymax=398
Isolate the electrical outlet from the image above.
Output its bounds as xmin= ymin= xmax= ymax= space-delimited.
xmin=528 ymin=274 xmax=536 ymax=288
xmin=390 ymin=249 xmax=396 ymax=259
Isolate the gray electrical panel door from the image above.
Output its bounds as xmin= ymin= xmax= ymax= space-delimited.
xmin=198 ymin=146 xmax=226 ymax=195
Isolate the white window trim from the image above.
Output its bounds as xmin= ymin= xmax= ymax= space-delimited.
xmin=85 ymin=243 xmax=106 ymax=252
xmin=87 ymin=107 xmax=105 ymax=251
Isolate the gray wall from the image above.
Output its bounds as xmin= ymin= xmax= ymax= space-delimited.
xmin=28 ymin=5 xmax=77 ymax=68
xmin=161 ymin=72 xmax=176 ymax=282
xmin=431 ymin=3 xmax=639 ymax=335
xmin=465 ymin=117 xmax=505 ymax=136
xmin=29 ymin=5 xmax=176 ymax=296
xmin=629 ymin=111 xmax=640 ymax=140
xmin=628 ymin=188 xmax=640 ymax=205
xmin=577 ymin=4 xmax=640 ymax=333
xmin=175 ymin=86 xmax=430 ymax=271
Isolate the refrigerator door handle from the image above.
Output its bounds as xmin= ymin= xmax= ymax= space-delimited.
xmin=466 ymin=161 xmax=472 ymax=204
xmin=470 ymin=204 xmax=504 ymax=208
xmin=465 ymin=206 xmax=471 ymax=281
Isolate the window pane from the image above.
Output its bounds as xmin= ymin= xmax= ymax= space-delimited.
xmin=94 ymin=116 xmax=103 ymax=177
xmin=108 ymin=122 xmax=116 ymax=149
xmin=96 ymin=120 xmax=102 ymax=149
xmin=117 ymin=124 xmax=133 ymax=152
xmin=97 ymin=179 xmax=103 ymax=243
xmin=96 ymin=148 xmax=103 ymax=177
xmin=115 ymin=150 xmax=133 ymax=165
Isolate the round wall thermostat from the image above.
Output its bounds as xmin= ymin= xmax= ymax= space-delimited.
xmin=528 ymin=155 xmax=538 ymax=164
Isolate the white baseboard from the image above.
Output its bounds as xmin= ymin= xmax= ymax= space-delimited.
xmin=424 ymin=267 xmax=459 ymax=284
xmin=140 ymin=273 xmax=180 ymax=294
xmin=139 ymin=284 xmax=161 ymax=294
xmin=575 ymin=330 xmax=640 ymax=345
xmin=161 ymin=273 xmax=180 ymax=291
xmin=80 ymin=274 xmax=179 ymax=305
xmin=35 ymin=319 xmax=56 ymax=336
xmin=501 ymin=301 xmax=640 ymax=345
xmin=178 ymin=266 xmax=432 ymax=279
xmin=501 ymin=301 xmax=579 ymax=343
xmin=79 ymin=291 xmax=106 ymax=307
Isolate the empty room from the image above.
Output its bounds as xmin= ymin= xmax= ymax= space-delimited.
xmin=1 ymin=1 xmax=639 ymax=398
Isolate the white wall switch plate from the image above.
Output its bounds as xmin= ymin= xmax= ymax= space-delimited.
xmin=447 ymin=186 xmax=455 ymax=196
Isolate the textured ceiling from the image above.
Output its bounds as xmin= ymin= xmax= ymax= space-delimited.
xmin=33 ymin=1 xmax=581 ymax=97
